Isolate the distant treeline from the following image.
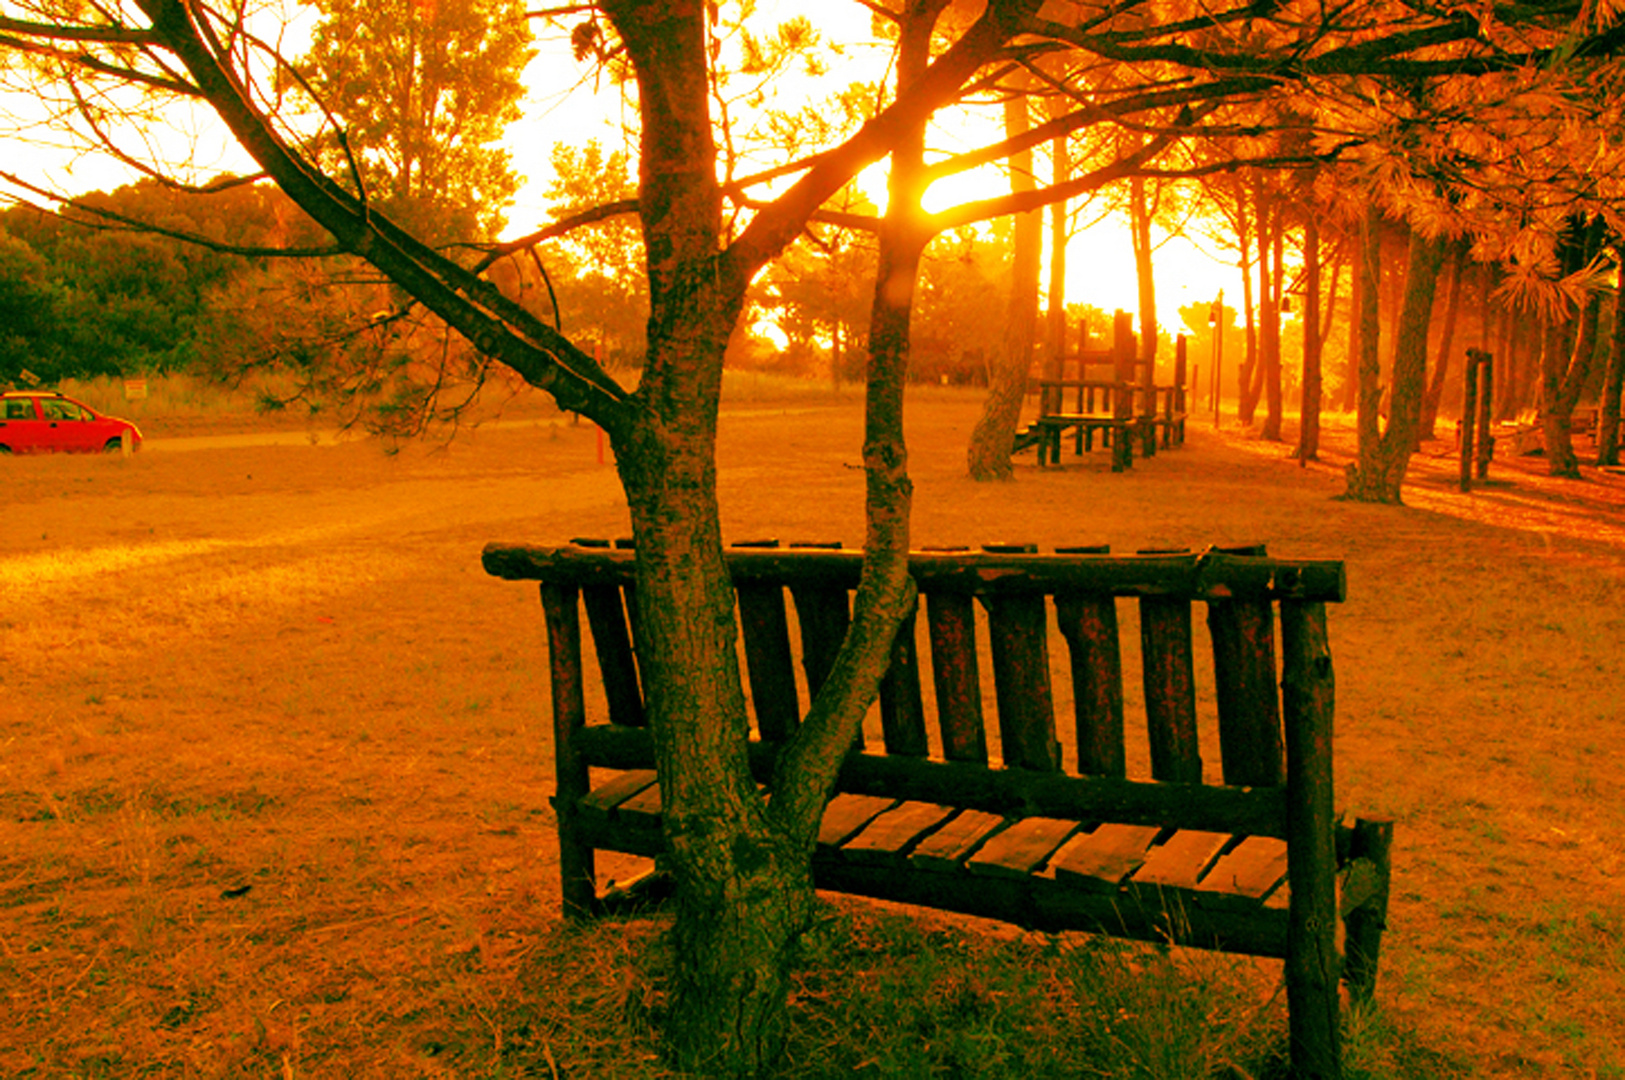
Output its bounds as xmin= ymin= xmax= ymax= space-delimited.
xmin=0 ymin=179 xmax=336 ymax=386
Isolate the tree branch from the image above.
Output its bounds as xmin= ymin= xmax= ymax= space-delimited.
xmin=133 ymin=0 xmax=631 ymax=428
xmin=0 ymin=170 xmax=345 ymax=257
xmin=724 ymin=0 xmax=1045 ymax=283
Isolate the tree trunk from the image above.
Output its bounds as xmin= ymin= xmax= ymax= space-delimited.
xmin=967 ymin=81 xmax=1042 ymax=480
xmin=1296 ymin=213 xmax=1321 ymax=462
xmin=1340 ymin=233 xmax=1363 ymax=413
xmin=1543 ymin=293 xmax=1597 ymax=478
xmin=1131 ymin=172 xmax=1158 ymax=377
xmin=1345 ymin=226 xmax=1447 ymax=503
xmin=1239 ymin=183 xmax=1263 ymax=426
xmin=1419 ymin=239 xmax=1465 ymax=444
xmin=1045 ymin=110 xmax=1070 ymax=375
xmin=1598 ymin=246 xmax=1625 ymax=467
xmin=1261 ymin=192 xmax=1284 ymax=441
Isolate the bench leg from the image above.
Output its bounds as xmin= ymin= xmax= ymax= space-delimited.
xmin=1112 ymin=426 xmax=1131 ymax=471
xmin=1343 ymin=818 xmax=1395 ymax=1006
xmin=557 ymin=803 xmax=601 ymax=918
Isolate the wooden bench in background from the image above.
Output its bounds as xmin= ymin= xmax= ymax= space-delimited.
xmin=482 ymin=539 xmax=1393 ymax=1078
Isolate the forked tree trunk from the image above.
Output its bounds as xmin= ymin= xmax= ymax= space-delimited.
xmin=610 ymin=7 xmax=928 ymax=1071
xmin=967 ymin=81 xmax=1042 ymax=480
xmin=1345 ymin=227 xmax=1447 ymax=502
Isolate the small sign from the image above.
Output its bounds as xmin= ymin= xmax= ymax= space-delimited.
xmin=123 ymin=379 xmax=148 ymax=401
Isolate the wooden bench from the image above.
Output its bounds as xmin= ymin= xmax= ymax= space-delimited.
xmin=481 ymin=540 xmax=1393 ymax=1077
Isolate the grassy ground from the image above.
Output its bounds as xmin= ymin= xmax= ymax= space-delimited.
xmin=3 ymin=375 xmax=1623 ymax=1077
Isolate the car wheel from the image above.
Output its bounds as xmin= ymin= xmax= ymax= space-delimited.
xmin=104 ymin=438 xmax=125 ymax=453
xmin=0 ymin=445 xmax=11 ymax=455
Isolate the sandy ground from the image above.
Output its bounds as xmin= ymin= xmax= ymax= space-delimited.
xmin=4 ymin=386 xmax=1624 ymax=1077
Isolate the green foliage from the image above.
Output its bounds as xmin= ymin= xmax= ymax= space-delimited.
xmin=518 ymin=140 xmax=648 ymax=368
xmin=0 ymin=180 xmax=326 ymax=384
xmin=295 ymin=0 xmax=535 ymax=242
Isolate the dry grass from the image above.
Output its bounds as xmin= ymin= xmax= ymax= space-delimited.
xmin=4 ymin=376 xmax=1623 ymax=1077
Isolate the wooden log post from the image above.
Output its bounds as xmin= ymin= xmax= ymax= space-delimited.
xmin=732 ymin=540 xmax=801 ymax=742
xmin=981 ymin=543 xmax=1061 ymax=771
xmin=1139 ymin=594 xmax=1202 ymax=783
xmin=1280 ymin=600 xmax=1341 ymax=1079
xmin=1057 ymin=591 xmax=1127 ymax=777
xmin=1170 ymin=335 xmax=1189 ymax=448
xmin=1343 ymin=817 xmax=1395 ymax=1006
xmin=541 ymin=583 xmax=598 ymax=918
xmin=788 ymin=541 xmax=852 ymax=698
xmin=879 ymin=598 xmax=930 ymax=757
xmin=1474 ymin=350 xmax=1495 ymax=480
xmin=1206 ymin=544 xmax=1285 ymax=787
xmin=581 ymin=583 xmax=645 ymax=728
xmin=1460 ymin=350 xmax=1481 ymax=493
xmin=1112 ymin=310 xmax=1137 ymax=472
xmin=924 ymin=588 xmax=989 ymax=763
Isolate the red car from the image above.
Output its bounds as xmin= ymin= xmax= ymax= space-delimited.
xmin=0 ymin=390 xmax=144 ymax=454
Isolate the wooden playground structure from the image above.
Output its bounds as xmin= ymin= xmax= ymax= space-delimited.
xmin=1013 ymin=310 xmax=1190 ymax=471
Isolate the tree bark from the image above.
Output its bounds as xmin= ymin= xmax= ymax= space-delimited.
xmin=1296 ymin=213 xmax=1322 ymax=462
xmin=1340 ymin=232 xmax=1363 ymax=414
xmin=1419 ymin=239 xmax=1465 ymax=444
xmin=1542 ymin=219 xmax=1605 ymax=477
xmin=1261 ymin=192 xmax=1285 ymax=441
xmin=967 ymin=79 xmax=1042 ymax=481
xmin=1599 ymin=246 xmax=1625 ymax=467
xmin=1351 ymin=207 xmax=1383 ymax=475
xmin=1542 ymin=294 xmax=1596 ymax=478
xmin=1131 ymin=172 xmax=1158 ymax=377
xmin=1238 ymin=180 xmax=1263 ymax=426
xmin=1045 ymin=107 xmax=1070 ymax=376
xmin=1344 ymin=226 xmax=1447 ymax=503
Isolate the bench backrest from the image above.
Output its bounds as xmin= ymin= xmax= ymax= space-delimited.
xmin=483 ymin=542 xmax=1345 ymax=804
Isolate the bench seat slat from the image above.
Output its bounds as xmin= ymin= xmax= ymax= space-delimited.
xmin=1049 ymin=823 xmax=1161 ymax=890
xmin=966 ymin=816 xmax=1081 ymax=879
xmin=578 ymin=769 xmax=658 ymax=816
xmin=817 ymin=793 xmax=897 ymax=847
xmin=837 ymin=801 xmax=959 ymax=863
xmin=908 ymin=810 xmax=1006 ymax=872
xmin=1199 ymin=835 xmax=1289 ymax=901
xmin=1131 ymin=829 xmax=1232 ymax=890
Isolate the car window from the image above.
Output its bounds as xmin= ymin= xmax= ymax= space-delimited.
xmin=41 ymin=399 xmax=86 ymax=421
xmin=3 ymin=399 xmax=36 ymax=420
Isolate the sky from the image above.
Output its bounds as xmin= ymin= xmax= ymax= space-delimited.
xmin=496 ymin=3 xmax=1243 ymax=324
xmin=2 ymin=0 xmax=1242 ymax=324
